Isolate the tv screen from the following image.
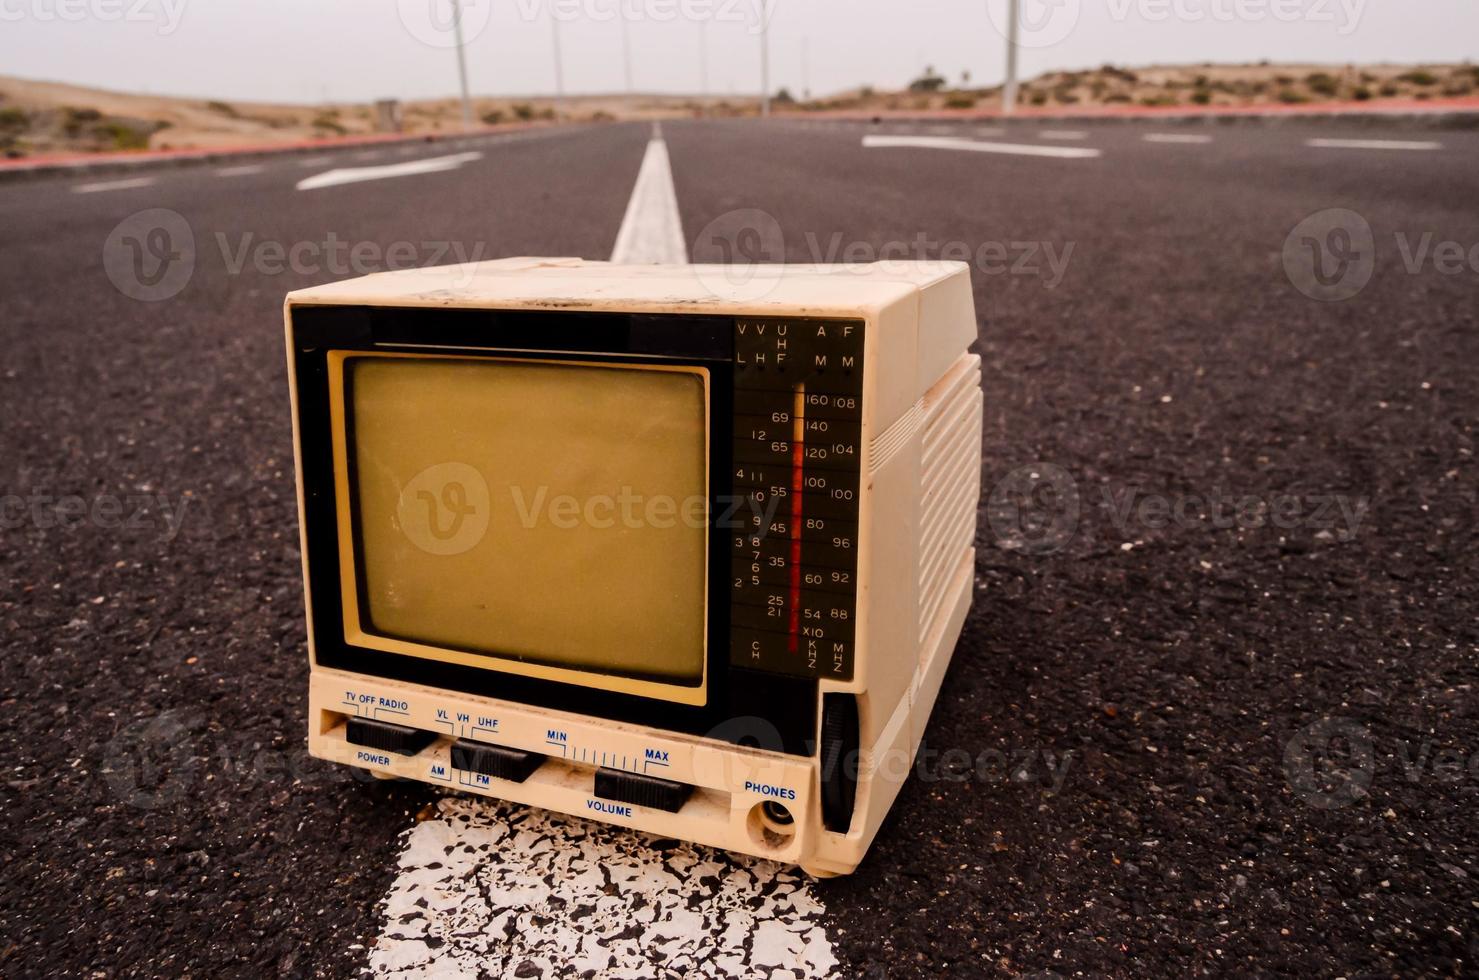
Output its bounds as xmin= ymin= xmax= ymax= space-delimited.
xmin=330 ymin=353 xmax=710 ymax=699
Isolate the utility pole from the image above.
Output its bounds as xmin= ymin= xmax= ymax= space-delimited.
xmin=550 ymin=10 xmax=566 ymax=116
xmin=760 ymin=12 xmax=771 ymax=116
xmin=451 ymin=0 xmax=473 ymax=130
xmin=1002 ymin=0 xmax=1019 ymax=115
xmin=801 ymin=36 xmax=809 ymax=101
xmin=621 ymin=15 xmax=634 ymax=93
xmin=699 ymin=20 xmax=708 ymax=101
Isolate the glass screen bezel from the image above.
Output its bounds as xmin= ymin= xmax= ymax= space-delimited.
xmin=329 ymin=350 xmax=712 ymax=705
xmin=289 ymin=303 xmax=819 ymax=756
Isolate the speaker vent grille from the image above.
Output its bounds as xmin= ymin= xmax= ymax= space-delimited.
xmin=917 ymin=355 xmax=983 ymax=644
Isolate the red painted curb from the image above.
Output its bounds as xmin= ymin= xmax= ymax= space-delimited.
xmin=0 ymin=120 xmax=563 ymax=174
xmin=782 ymin=96 xmax=1479 ymax=123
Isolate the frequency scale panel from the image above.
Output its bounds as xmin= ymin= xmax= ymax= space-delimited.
xmin=727 ymin=318 xmax=863 ymax=681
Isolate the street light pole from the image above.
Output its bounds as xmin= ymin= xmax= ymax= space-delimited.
xmin=451 ymin=0 xmax=473 ymax=130
xmin=760 ymin=14 xmax=771 ymax=116
xmin=621 ymin=15 xmax=634 ymax=93
xmin=550 ymin=10 xmax=566 ymax=116
xmin=699 ymin=20 xmax=708 ymax=101
xmin=1002 ymin=0 xmax=1020 ymax=115
xmin=801 ymin=36 xmax=809 ymax=101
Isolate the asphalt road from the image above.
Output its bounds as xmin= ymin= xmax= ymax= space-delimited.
xmin=1 ymin=117 xmax=1476 ymax=977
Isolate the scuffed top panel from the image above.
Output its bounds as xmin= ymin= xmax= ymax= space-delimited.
xmin=285 ymin=257 xmax=969 ymax=320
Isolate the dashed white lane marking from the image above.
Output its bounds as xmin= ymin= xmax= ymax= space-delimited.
xmin=609 ymin=123 xmax=688 ymax=264
xmin=1143 ymin=133 xmax=1213 ymax=144
xmin=1039 ymin=129 xmax=1088 ymax=140
xmin=71 ymin=175 xmax=156 ymax=193
xmin=1306 ymin=137 xmax=1443 ymax=151
xmin=862 ymin=133 xmax=1102 ymax=160
xmin=368 ymin=798 xmax=838 ymax=979
xmin=298 ymin=155 xmax=333 ymax=167
xmin=356 ymin=149 xmax=384 ymax=161
xmin=295 ymin=151 xmax=482 ymax=191
xmin=215 ymin=163 xmax=265 ymax=177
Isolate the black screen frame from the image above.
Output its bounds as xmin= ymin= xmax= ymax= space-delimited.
xmin=290 ymin=304 xmax=818 ymax=757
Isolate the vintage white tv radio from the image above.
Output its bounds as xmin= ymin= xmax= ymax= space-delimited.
xmin=285 ymin=258 xmax=983 ymax=876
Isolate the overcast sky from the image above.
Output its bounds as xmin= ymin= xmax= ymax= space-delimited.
xmin=1 ymin=0 xmax=1475 ymax=104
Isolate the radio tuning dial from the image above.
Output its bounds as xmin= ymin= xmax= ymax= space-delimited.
xmin=729 ymin=318 xmax=863 ymax=682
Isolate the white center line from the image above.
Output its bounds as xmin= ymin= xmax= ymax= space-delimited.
xmin=1040 ymin=129 xmax=1089 ymax=140
xmin=216 ymin=164 xmax=265 ymax=177
xmin=369 ymin=799 xmax=837 ymax=979
xmin=295 ymin=151 xmax=482 ymax=191
xmin=364 ymin=126 xmax=840 ymax=979
xmin=863 ymin=133 xmax=1102 ymax=160
xmin=1306 ymin=137 xmax=1443 ymax=151
xmin=610 ymin=123 xmax=688 ymax=264
xmin=72 ymin=175 xmax=156 ymax=194
xmin=1143 ymin=133 xmax=1213 ymax=144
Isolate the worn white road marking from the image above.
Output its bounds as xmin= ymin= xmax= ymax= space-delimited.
xmin=610 ymin=124 xmax=688 ymax=264
xmin=298 ymin=155 xmax=333 ymax=167
xmin=1143 ymin=133 xmax=1213 ymax=144
xmin=356 ymin=149 xmax=384 ymax=161
xmin=862 ymin=133 xmax=1102 ymax=160
xmin=295 ymin=151 xmax=482 ymax=191
xmin=1039 ymin=129 xmax=1088 ymax=140
xmin=72 ymin=175 xmax=156 ymax=193
xmin=363 ymin=126 xmax=840 ymax=979
xmin=368 ymin=798 xmax=838 ymax=979
xmin=1306 ymin=137 xmax=1443 ymax=151
xmin=215 ymin=163 xmax=265 ymax=177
